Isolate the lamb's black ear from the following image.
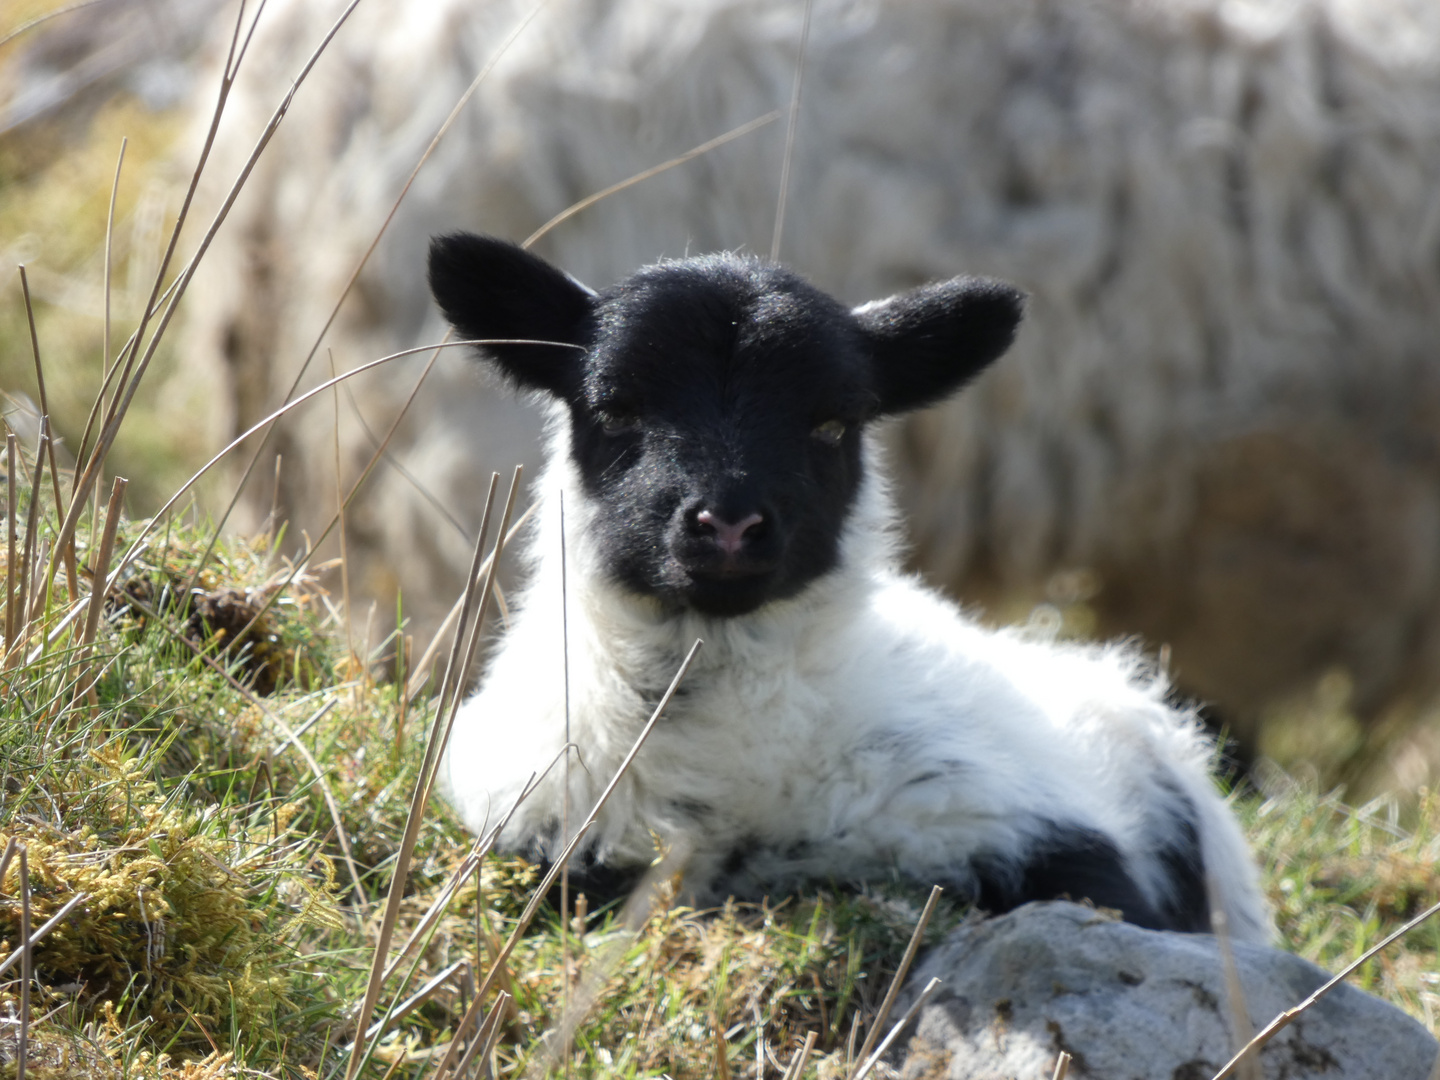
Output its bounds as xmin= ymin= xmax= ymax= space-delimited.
xmin=427 ymin=232 xmax=595 ymax=397
xmin=853 ymin=277 xmax=1024 ymax=415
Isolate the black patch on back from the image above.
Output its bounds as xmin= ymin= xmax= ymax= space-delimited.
xmin=1151 ymin=785 xmax=1211 ymax=933
xmin=527 ymin=816 xmax=1209 ymax=936
xmin=969 ymin=823 xmax=1171 ymax=930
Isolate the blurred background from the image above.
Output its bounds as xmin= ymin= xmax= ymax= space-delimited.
xmin=4 ymin=0 xmax=1440 ymax=796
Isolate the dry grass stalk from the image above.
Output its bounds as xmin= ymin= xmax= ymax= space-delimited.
xmin=5 ymin=432 xmax=16 ymax=647
xmin=395 ymin=632 xmax=412 ymax=757
xmin=426 ymin=472 xmax=505 ymax=765
xmin=10 ymin=420 xmax=46 ymax=664
xmin=267 ymin=452 xmax=283 ymax=537
xmin=1051 ymin=1049 xmax=1072 ymax=1080
xmin=0 ymin=837 xmax=14 ymax=894
xmin=426 ymin=467 xmax=525 ymax=809
xmin=782 ymin=1030 xmax=818 ymax=1080
xmin=70 ymin=130 xmax=129 ymax=506
xmin=850 ymin=884 xmax=942 ymax=1076
xmin=330 ymin=348 xmax=354 ymax=659
xmin=17 ymin=265 xmax=80 ymax=605
xmin=852 ymin=976 xmax=942 ymax=1080
xmin=1210 ymin=896 xmax=1440 ymax=1080
xmin=73 ymin=475 xmax=127 ymax=709
xmin=98 ymin=138 xmax=125 ymax=470
xmin=560 ymin=490 xmax=573 ymax=1080
xmin=1209 ymin=874 xmax=1260 ymax=1080
xmin=713 ymin=1025 xmax=733 ymax=1080
xmin=16 ymin=268 xmax=50 ymax=431
xmin=278 ymin=699 xmax=336 ymax=755
xmin=770 ymin=0 xmax=813 ymax=263
xmin=444 ymin=989 xmax=512 ymax=1080
xmin=347 ymin=470 xmax=508 ymax=1080
xmin=46 ymin=466 xmax=79 ymax=605
xmin=0 ymin=0 xmax=111 ymax=50
xmin=0 ymin=891 xmax=89 ymax=981
xmin=406 ymin=503 xmax=538 ymax=702
xmin=17 ymin=846 xmax=30 ymax=1080
xmin=523 ymin=111 xmax=782 ymax=251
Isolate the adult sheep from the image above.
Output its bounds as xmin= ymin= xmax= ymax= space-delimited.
xmin=176 ymin=0 xmax=1440 ymax=785
xmin=428 ymin=232 xmax=1272 ymax=942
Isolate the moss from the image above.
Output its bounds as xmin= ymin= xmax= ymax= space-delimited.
xmin=0 ymin=742 xmax=340 ymax=1054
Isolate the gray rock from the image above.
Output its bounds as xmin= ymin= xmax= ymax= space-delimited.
xmin=892 ymin=902 xmax=1438 ymax=1080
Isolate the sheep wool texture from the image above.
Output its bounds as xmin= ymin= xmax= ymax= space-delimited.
xmin=176 ymin=0 xmax=1440 ymax=781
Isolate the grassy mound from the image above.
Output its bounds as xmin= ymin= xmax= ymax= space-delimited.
xmin=0 ymin=500 xmax=968 ymax=1077
xmin=0 ymin=506 xmax=1435 ymax=1079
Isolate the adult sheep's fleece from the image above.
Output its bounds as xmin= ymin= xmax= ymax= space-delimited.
xmin=176 ymin=0 xmax=1440 ymax=780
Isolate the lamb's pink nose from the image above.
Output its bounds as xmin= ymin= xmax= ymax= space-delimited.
xmin=696 ymin=510 xmax=765 ymax=556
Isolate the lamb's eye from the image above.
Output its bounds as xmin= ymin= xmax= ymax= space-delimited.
xmin=598 ymin=410 xmax=640 ymax=437
xmin=812 ymin=419 xmax=846 ymax=445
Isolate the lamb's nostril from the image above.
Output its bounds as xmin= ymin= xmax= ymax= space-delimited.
xmin=696 ymin=509 xmax=765 ymax=556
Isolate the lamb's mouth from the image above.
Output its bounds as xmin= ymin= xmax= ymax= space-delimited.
xmin=680 ymin=567 xmax=781 ymax=617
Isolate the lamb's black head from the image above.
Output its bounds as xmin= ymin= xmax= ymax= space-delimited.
xmin=428 ymin=233 xmax=1023 ymax=617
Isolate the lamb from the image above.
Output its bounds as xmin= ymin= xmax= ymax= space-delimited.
xmin=429 ymin=232 xmax=1271 ymax=943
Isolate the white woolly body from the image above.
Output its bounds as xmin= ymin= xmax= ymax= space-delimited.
xmin=441 ymin=417 xmax=1271 ymax=944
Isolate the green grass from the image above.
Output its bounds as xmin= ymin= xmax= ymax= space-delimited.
xmin=1242 ymin=779 xmax=1440 ymax=1027
xmin=2 ymin=502 xmax=1437 ymax=1080
xmin=0 ymin=497 xmax=967 ymax=1078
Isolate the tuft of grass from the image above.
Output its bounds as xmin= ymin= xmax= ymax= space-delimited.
xmin=1240 ymin=776 xmax=1440 ymax=1029
xmin=461 ymin=881 xmax=963 ymax=1079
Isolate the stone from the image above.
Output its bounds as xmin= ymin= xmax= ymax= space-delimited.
xmin=891 ymin=902 xmax=1438 ymax=1080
